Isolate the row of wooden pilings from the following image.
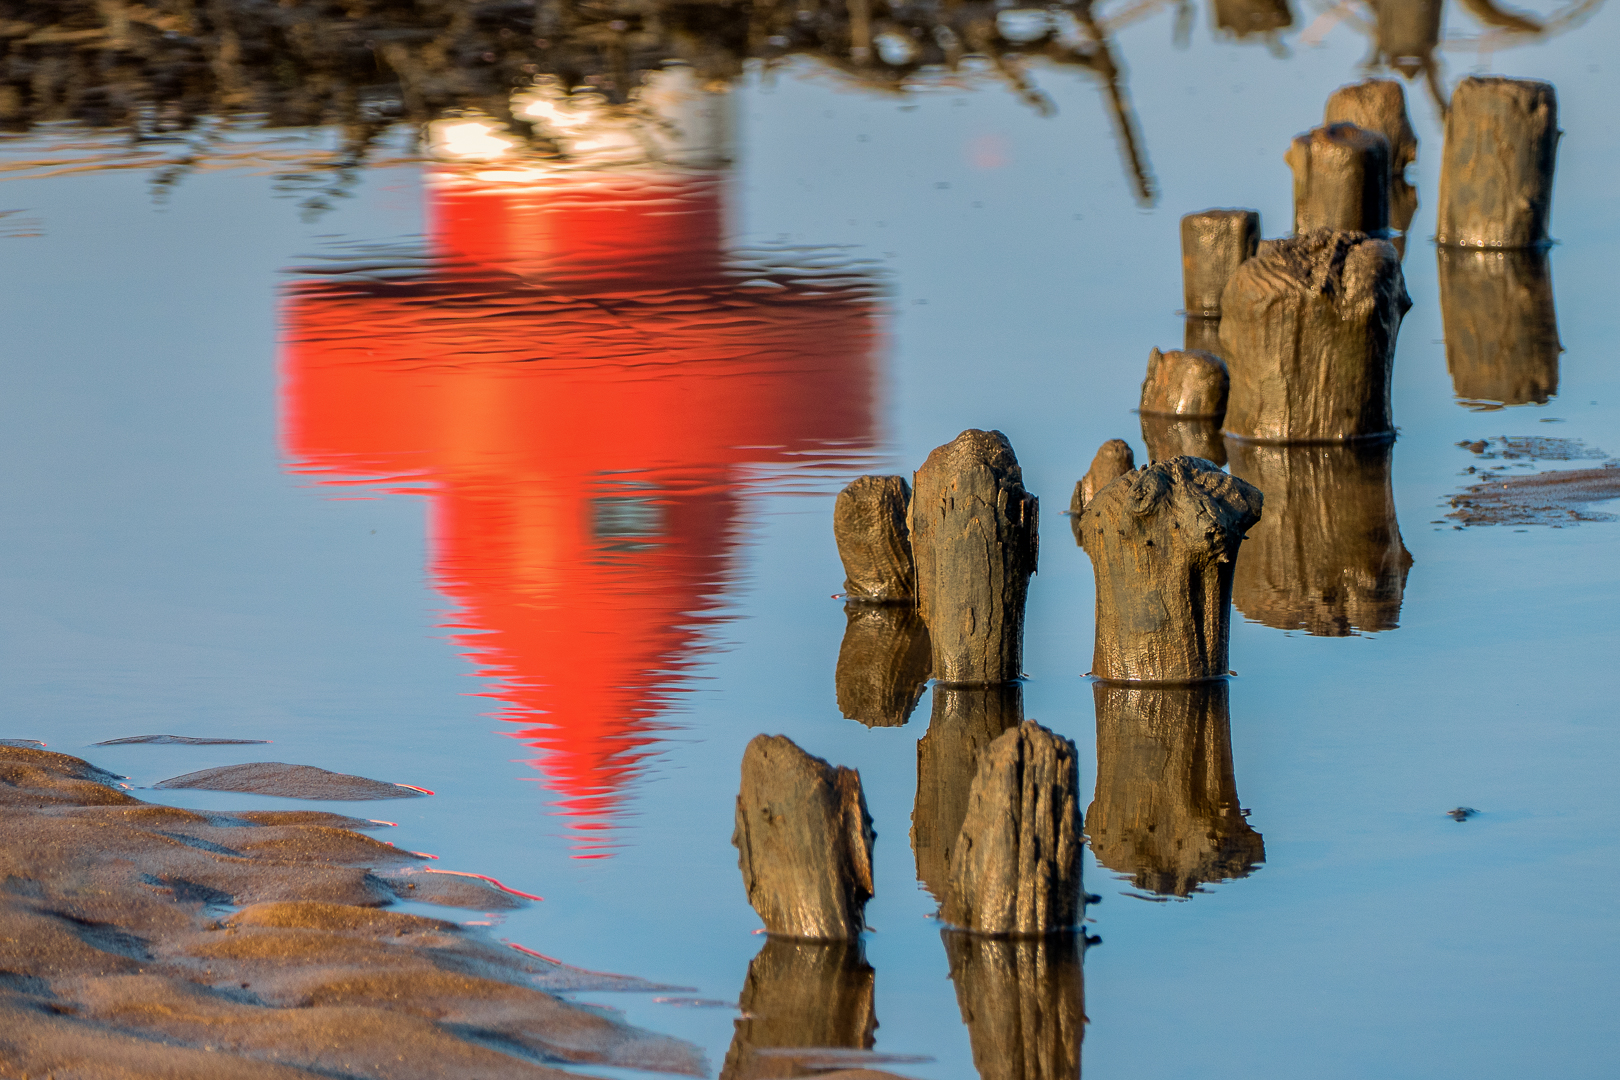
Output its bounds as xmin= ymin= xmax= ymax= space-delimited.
xmin=723 ymin=74 xmax=1558 ymax=1070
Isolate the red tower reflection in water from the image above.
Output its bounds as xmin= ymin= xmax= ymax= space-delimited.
xmin=281 ymin=164 xmax=880 ymax=855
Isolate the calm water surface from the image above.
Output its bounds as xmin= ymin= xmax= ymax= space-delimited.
xmin=4 ymin=2 xmax=1620 ymax=1077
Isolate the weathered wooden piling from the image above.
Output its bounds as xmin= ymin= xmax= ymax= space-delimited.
xmin=1325 ymin=78 xmax=1418 ymax=234
xmin=833 ymin=475 xmax=915 ymax=603
xmin=732 ymin=735 xmax=874 ymax=939
xmin=1286 ymin=122 xmax=1391 ymax=236
xmin=835 ymin=601 xmax=931 ymax=728
xmin=719 ymin=938 xmax=875 ymax=1080
xmin=1140 ymin=347 xmax=1229 ymax=419
xmin=1436 ymin=76 xmax=1559 ymax=249
xmin=909 ymin=430 xmax=1039 ymax=685
xmin=943 ymin=930 xmax=1084 ymax=1080
xmin=1227 ymin=440 xmax=1412 ymax=636
xmin=1219 ymin=230 xmax=1411 ymax=443
xmin=1088 ymin=680 xmax=1264 ymax=898
xmin=943 ymin=720 xmax=1082 ymax=935
xmin=1069 ymin=438 xmax=1135 ymax=522
xmin=1076 ymin=456 xmax=1262 ymax=683
xmin=1438 ymin=247 xmax=1560 ymax=407
xmin=1181 ymin=209 xmax=1261 ymax=317
xmin=1213 ymin=0 xmax=1292 ymax=38
xmin=912 ymin=683 xmax=1023 ymax=901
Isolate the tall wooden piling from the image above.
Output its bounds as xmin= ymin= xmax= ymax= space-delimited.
xmin=912 ymin=683 xmax=1023 ymax=900
xmin=1181 ymin=209 xmax=1261 ymax=317
xmin=1286 ymin=122 xmax=1391 ymax=236
xmin=1436 ymin=76 xmax=1559 ymax=249
xmin=1325 ymin=78 xmax=1418 ymax=234
xmin=1077 ymin=456 xmax=1262 ymax=683
xmin=1438 ymin=247 xmax=1560 ymax=407
xmin=943 ymin=720 xmax=1082 ymax=935
xmin=909 ymin=430 xmax=1039 ymax=685
xmin=733 ymin=735 xmax=874 ymax=939
xmin=1219 ymin=230 xmax=1410 ymax=444
xmin=833 ymin=474 xmax=915 ymax=603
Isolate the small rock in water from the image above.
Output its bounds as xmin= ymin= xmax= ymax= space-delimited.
xmin=153 ymin=761 xmax=429 ymax=800
xmin=95 ymin=734 xmax=271 ymax=746
xmin=1446 ymin=807 xmax=1478 ymax=822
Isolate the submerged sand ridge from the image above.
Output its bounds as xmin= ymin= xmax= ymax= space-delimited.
xmin=0 ymin=744 xmax=706 ymax=1079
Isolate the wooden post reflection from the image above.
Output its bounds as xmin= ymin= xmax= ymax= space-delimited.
xmin=720 ymin=938 xmax=875 ymax=1080
xmin=1438 ymin=247 xmax=1561 ymax=407
xmin=911 ymin=684 xmax=1022 ymax=900
xmin=835 ymin=602 xmax=931 ymax=728
xmin=1088 ymin=680 xmax=1263 ymax=898
xmin=1227 ymin=440 xmax=1412 ymax=636
xmin=943 ymin=929 xmax=1084 ymax=1080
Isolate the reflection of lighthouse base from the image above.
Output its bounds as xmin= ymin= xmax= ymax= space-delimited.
xmin=719 ymin=938 xmax=875 ymax=1080
xmin=943 ymin=929 xmax=1084 ymax=1080
xmin=1088 ymin=680 xmax=1263 ymax=898
xmin=1438 ymin=247 xmax=1560 ymax=408
xmin=1227 ymin=439 xmax=1411 ymax=636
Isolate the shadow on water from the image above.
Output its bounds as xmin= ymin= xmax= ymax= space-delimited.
xmin=1226 ymin=439 xmax=1412 ymax=637
xmin=1088 ymin=679 xmax=1264 ymax=899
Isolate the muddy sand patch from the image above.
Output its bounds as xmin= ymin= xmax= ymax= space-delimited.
xmin=1449 ymin=438 xmax=1620 ymax=527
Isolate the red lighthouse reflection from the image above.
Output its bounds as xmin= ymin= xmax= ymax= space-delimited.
xmin=280 ymin=163 xmax=881 ymax=855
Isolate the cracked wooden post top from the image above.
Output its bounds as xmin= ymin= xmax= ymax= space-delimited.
xmin=1286 ymin=122 xmax=1391 ymax=236
xmin=835 ymin=601 xmax=931 ymax=728
xmin=732 ymin=735 xmax=874 ymax=939
xmin=833 ymin=474 xmax=916 ymax=603
xmin=1326 ymin=78 xmax=1418 ymax=234
xmin=1069 ymin=439 xmax=1135 ymax=534
xmin=1227 ymin=440 xmax=1412 ymax=636
xmin=719 ymin=938 xmax=875 ymax=1080
xmin=943 ymin=929 xmax=1083 ymax=1080
xmin=911 ymin=682 xmax=1023 ymax=902
xmin=1140 ymin=347 xmax=1229 ymax=419
xmin=1077 ymin=456 xmax=1263 ymax=683
xmin=1438 ymin=247 xmax=1561 ymax=407
xmin=1437 ymin=76 xmax=1559 ymax=249
xmin=1087 ymin=680 xmax=1265 ymax=898
xmin=1180 ymin=209 xmax=1261 ymax=316
xmin=1219 ymin=230 xmax=1411 ymax=444
xmin=909 ymin=429 xmax=1039 ymax=685
xmin=943 ymin=720 xmax=1082 ymax=936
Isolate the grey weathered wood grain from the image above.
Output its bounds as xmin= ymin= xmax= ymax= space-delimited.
xmin=909 ymin=430 xmax=1039 ymax=685
xmin=1286 ymin=122 xmax=1391 ymax=236
xmin=911 ymin=683 xmax=1023 ymax=901
xmin=1088 ymin=680 xmax=1265 ymax=898
xmin=1438 ymin=247 xmax=1560 ymax=406
xmin=942 ymin=721 xmax=1082 ymax=936
xmin=732 ymin=735 xmax=874 ymax=939
xmin=1140 ymin=347 xmax=1229 ymax=419
xmin=1181 ymin=209 xmax=1261 ymax=316
xmin=1325 ymin=78 xmax=1418 ymax=234
xmin=833 ymin=475 xmax=915 ymax=602
xmin=1227 ymin=440 xmax=1412 ymax=636
xmin=1219 ymin=230 xmax=1411 ymax=443
xmin=943 ymin=930 xmax=1084 ymax=1080
xmin=1436 ymin=76 xmax=1558 ymax=249
xmin=835 ymin=601 xmax=931 ymax=728
xmin=1077 ymin=456 xmax=1262 ymax=683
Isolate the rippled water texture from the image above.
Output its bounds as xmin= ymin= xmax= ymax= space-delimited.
xmin=4 ymin=1 xmax=1620 ymax=1077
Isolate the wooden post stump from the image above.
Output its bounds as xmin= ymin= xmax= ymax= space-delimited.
xmin=1227 ymin=440 xmax=1412 ymax=636
xmin=909 ymin=430 xmax=1039 ymax=685
xmin=1219 ymin=230 xmax=1411 ymax=443
xmin=1077 ymin=456 xmax=1262 ymax=683
xmin=732 ymin=735 xmax=874 ymax=939
xmin=833 ymin=475 xmax=915 ymax=603
xmin=1140 ymin=347 xmax=1229 ymax=419
xmin=943 ymin=929 xmax=1084 ymax=1080
xmin=719 ymin=938 xmax=875 ymax=1080
xmin=1087 ymin=680 xmax=1265 ymax=898
xmin=1181 ymin=209 xmax=1261 ymax=317
xmin=1213 ymin=0 xmax=1292 ymax=38
xmin=1438 ymin=247 xmax=1560 ymax=407
xmin=1437 ymin=77 xmax=1558 ymax=249
xmin=1326 ymin=78 xmax=1418 ymax=234
xmin=1069 ymin=438 xmax=1135 ymax=525
xmin=1286 ymin=122 xmax=1391 ymax=236
xmin=911 ymin=683 xmax=1022 ymax=901
xmin=943 ymin=720 xmax=1082 ymax=935
xmin=835 ymin=601 xmax=931 ymax=728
